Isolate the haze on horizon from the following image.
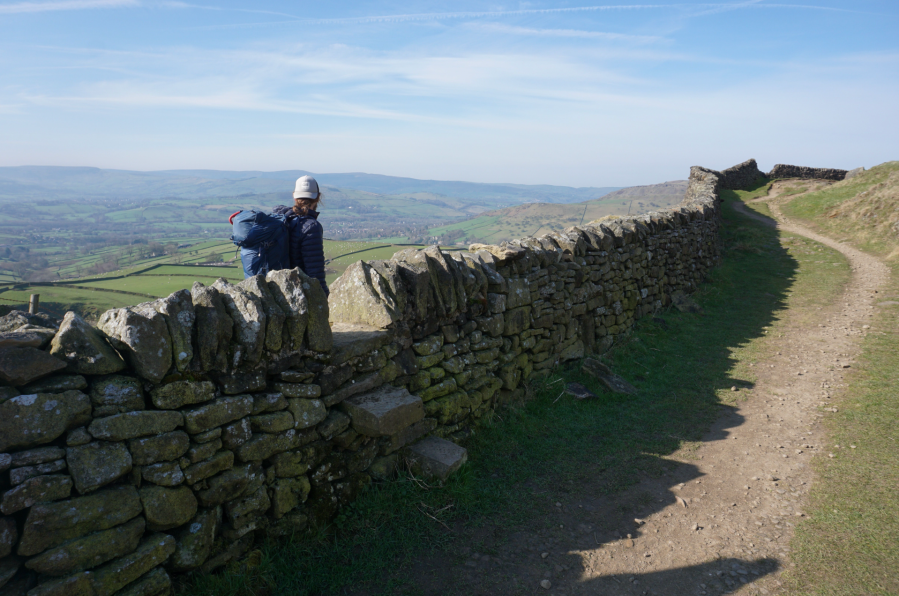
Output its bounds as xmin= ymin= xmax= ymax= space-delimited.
xmin=0 ymin=0 xmax=896 ymax=188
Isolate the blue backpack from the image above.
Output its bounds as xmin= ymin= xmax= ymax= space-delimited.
xmin=229 ymin=210 xmax=290 ymax=278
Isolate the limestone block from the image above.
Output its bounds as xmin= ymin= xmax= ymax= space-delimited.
xmin=167 ymin=507 xmax=221 ymax=572
xmin=212 ymin=278 xmax=266 ymax=368
xmin=152 ymin=289 xmax=195 ymax=373
xmin=235 ymin=429 xmax=296 ymax=462
xmin=182 ymin=395 xmax=253 ymax=434
xmin=9 ymin=446 xmax=64 ymax=467
xmin=189 ymin=282 xmax=232 ymax=373
xmin=140 ymin=485 xmax=198 ymax=531
xmin=380 ymin=418 xmax=437 ymax=455
xmin=0 ymin=390 xmax=91 ymax=452
xmin=149 ymin=380 xmax=215 ymax=410
xmin=249 ymin=411 xmax=294 ymax=433
xmin=273 ymin=381 xmax=321 ymax=398
xmin=340 ymin=385 xmax=424 ymax=437
xmin=9 ymin=459 xmax=66 ymax=485
xmin=478 ymin=314 xmax=504 ymax=337
xmin=0 ymin=474 xmax=71 ymax=515
xmin=66 ymin=441 xmax=132 ymax=494
xmin=97 ymin=303 xmax=172 ymax=383
xmin=114 ymin=567 xmax=171 ymax=596
xmin=238 ymin=274 xmax=286 ymax=353
xmin=328 ymin=261 xmax=399 ymax=329
xmin=251 ymin=392 xmax=287 ymax=415
xmin=330 ymin=323 xmax=392 ymax=366
xmin=0 ymin=347 xmax=66 ymax=387
xmin=503 ymin=306 xmax=531 ymax=336
xmin=49 ymin=312 xmax=125 ymax=376
xmin=221 ymin=418 xmax=252 ymax=450
xmin=405 ymin=437 xmax=467 ymax=480
xmin=17 ymin=485 xmax=141 ymax=556
xmin=24 ymin=516 xmax=145 ymax=577
xmin=323 ymin=371 xmax=383 ymax=407
xmin=89 ymin=375 xmax=145 ymax=417
xmin=128 ymin=431 xmax=190 ymax=466
xmin=21 ymin=374 xmax=87 ymax=395
xmin=141 ymin=461 xmax=185 ymax=487
xmin=271 ymin=476 xmax=311 ymax=519
xmin=210 ymin=370 xmax=266 ymax=398
xmin=265 ymin=268 xmax=309 ymax=349
xmin=182 ymin=450 xmax=234 ymax=485
xmin=88 ymin=410 xmax=183 ymax=441
xmin=88 ymin=533 xmax=176 ymax=596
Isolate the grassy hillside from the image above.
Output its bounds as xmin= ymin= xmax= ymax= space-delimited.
xmin=429 ymin=180 xmax=687 ymax=244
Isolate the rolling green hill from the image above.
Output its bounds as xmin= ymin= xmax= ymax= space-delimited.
xmin=429 ymin=180 xmax=688 ymax=244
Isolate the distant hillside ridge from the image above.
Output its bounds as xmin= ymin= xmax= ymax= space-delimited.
xmin=0 ymin=165 xmax=620 ymax=205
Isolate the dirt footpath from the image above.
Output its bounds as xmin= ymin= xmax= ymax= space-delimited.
xmin=395 ymin=183 xmax=890 ymax=596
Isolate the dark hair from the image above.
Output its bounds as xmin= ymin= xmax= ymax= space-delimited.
xmin=293 ymin=194 xmax=322 ymax=216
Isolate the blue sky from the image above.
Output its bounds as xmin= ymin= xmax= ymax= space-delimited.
xmin=0 ymin=1 xmax=896 ymax=186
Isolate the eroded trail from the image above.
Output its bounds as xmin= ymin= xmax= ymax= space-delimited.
xmin=394 ymin=183 xmax=890 ymax=596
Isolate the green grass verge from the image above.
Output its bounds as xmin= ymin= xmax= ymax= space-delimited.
xmin=178 ymin=185 xmax=855 ymax=596
xmin=774 ymin=169 xmax=899 ymax=596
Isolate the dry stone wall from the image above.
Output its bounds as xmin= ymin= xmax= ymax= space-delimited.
xmin=0 ymin=161 xmax=748 ymax=596
xmin=767 ymin=164 xmax=848 ymax=181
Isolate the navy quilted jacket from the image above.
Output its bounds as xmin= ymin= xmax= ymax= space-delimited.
xmin=272 ymin=206 xmax=328 ymax=295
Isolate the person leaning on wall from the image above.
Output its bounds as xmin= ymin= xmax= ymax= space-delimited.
xmin=273 ymin=175 xmax=329 ymax=296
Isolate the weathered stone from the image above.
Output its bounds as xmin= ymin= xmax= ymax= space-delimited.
xmin=66 ymin=427 xmax=91 ymax=446
xmin=21 ymin=375 xmax=87 ymax=395
xmin=418 ymin=378 xmax=457 ymax=402
xmin=367 ymin=453 xmax=399 ymax=480
xmin=89 ymin=375 xmax=145 ymax=416
xmin=66 ymin=441 xmax=132 ymax=494
xmin=249 ymin=411 xmax=294 ymax=433
xmin=97 ymin=303 xmax=173 ymax=383
xmin=212 ymin=278 xmax=266 ymax=369
xmin=251 ymin=392 xmax=287 ymax=414
xmin=89 ymin=533 xmax=176 ymax=596
xmin=190 ymin=282 xmax=232 ymax=373
xmin=328 ymin=261 xmax=400 ymax=329
xmin=477 ymin=314 xmax=504 ymax=337
xmin=195 ymin=463 xmax=260 ymax=507
xmin=88 ymin=410 xmax=183 ymax=441
xmin=214 ymin=369 xmax=268 ymax=395
xmin=140 ymin=485 xmax=198 ymax=531
xmin=273 ymin=381 xmax=321 ymax=399
xmin=153 ymin=289 xmax=195 ymax=373
xmin=269 ymin=450 xmax=310 ymax=478
xmin=1 ymin=474 xmax=71 ymax=515
xmin=266 ymin=269 xmax=313 ymax=350
xmin=192 ymin=428 xmax=222 ymax=443
xmin=167 ymin=507 xmax=221 ymax=572
xmin=0 ymin=347 xmax=66 ymax=387
xmin=149 ymin=380 xmax=214 ymax=410
xmin=183 ymin=450 xmax=234 ymax=485
xmin=225 ymin=485 xmax=269 ymax=525
xmin=468 ymin=243 xmax=526 ymax=265
xmin=582 ymin=358 xmax=637 ymax=394
xmin=0 ymin=453 xmax=12 ymax=472
xmin=235 ymin=429 xmax=296 ymax=462
xmin=412 ymin=335 xmax=443 ymax=356
xmin=9 ymin=459 xmax=66 ymax=486
xmin=279 ymin=369 xmax=314 ymax=383
xmin=317 ymin=411 xmax=350 ymax=441
xmin=25 ymin=571 xmax=93 ymax=596
xmin=182 ymin=395 xmax=253 ymax=434
xmin=141 ymin=461 xmax=184 ymax=487
xmin=25 ymin=516 xmax=145 ymax=577
xmin=114 ymin=567 xmax=171 ymax=596
xmin=341 ymin=386 xmax=424 ymax=437
xmin=324 ymin=372 xmax=383 ymax=407
xmin=238 ymin=275 xmax=285 ymax=353
xmin=405 ymin=437 xmax=468 ymax=480
xmin=0 ymin=326 xmax=59 ymax=350
xmin=271 ymin=476 xmax=311 ymax=519
xmin=221 ymin=418 xmax=252 ymax=450
xmin=0 ymin=390 xmax=91 ymax=452
xmin=424 ymin=390 xmax=469 ymax=425
xmin=0 ymin=516 xmax=16 ymax=558
xmin=330 ymin=323 xmax=392 ymax=366
xmin=17 ymin=486 xmax=141 ymax=556
xmin=49 ymin=312 xmax=125 ymax=376
xmin=128 ymin=431 xmax=190 ymax=466
xmin=416 ymin=352 xmax=444 ymax=369
xmin=9 ymin=446 xmax=65 ymax=467
xmin=380 ymin=417 xmax=437 ymax=455
xmin=503 ymin=306 xmax=531 ymax=336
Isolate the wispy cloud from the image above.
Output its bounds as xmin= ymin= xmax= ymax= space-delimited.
xmin=472 ymin=23 xmax=665 ymax=44
xmin=0 ymin=0 xmax=136 ymax=14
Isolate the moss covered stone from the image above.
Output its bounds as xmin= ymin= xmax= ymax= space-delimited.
xmin=66 ymin=441 xmax=132 ymax=494
xmin=140 ymin=485 xmax=198 ymax=531
xmin=149 ymin=380 xmax=215 ymax=410
xmin=25 ymin=516 xmax=145 ymax=576
xmin=128 ymin=431 xmax=189 ymax=466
